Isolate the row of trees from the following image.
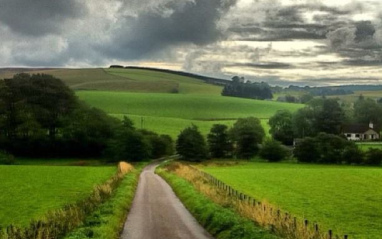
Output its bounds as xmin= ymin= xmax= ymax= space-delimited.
xmin=294 ymin=133 xmax=382 ymax=165
xmin=175 ymin=117 xmax=289 ymax=162
xmin=222 ymin=76 xmax=273 ymax=100
xmin=269 ymin=97 xmax=382 ymax=145
xmin=0 ymin=73 xmax=173 ymax=161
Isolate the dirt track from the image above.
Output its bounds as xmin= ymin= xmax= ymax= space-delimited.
xmin=120 ymin=162 xmax=214 ymax=239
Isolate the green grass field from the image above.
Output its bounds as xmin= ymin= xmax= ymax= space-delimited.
xmin=105 ymin=68 xmax=223 ymax=94
xmin=0 ymin=68 xmax=223 ymax=94
xmin=0 ymin=165 xmax=115 ymax=227
xmin=78 ymin=91 xmax=302 ymax=138
xmin=357 ymin=142 xmax=382 ymax=151
xmin=201 ymin=162 xmax=382 ymax=238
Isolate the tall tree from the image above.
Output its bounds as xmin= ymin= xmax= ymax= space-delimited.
xmin=176 ymin=125 xmax=208 ymax=161
xmin=207 ymin=124 xmax=233 ymax=158
xmin=354 ymin=98 xmax=382 ymax=126
xmin=230 ymin=117 xmax=265 ymax=159
xmin=269 ymin=110 xmax=294 ymax=145
xmin=314 ymin=99 xmax=345 ymax=134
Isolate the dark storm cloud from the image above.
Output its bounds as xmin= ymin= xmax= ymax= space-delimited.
xmin=325 ymin=20 xmax=382 ymax=62
xmin=228 ymin=4 xmax=350 ymax=42
xmin=229 ymin=62 xmax=293 ymax=69
xmin=308 ymin=77 xmax=381 ymax=84
xmin=102 ymin=0 xmax=236 ymax=60
xmin=355 ymin=21 xmax=376 ymax=42
xmin=0 ymin=0 xmax=87 ymax=36
xmin=343 ymin=59 xmax=382 ymax=66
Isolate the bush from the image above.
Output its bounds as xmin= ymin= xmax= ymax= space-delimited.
xmin=343 ymin=145 xmax=364 ymax=165
xmin=315 ymin=133 xmax=350 ymax=164
xmin=293 ymin=137 xmax=320 ymax=163
xmin=294 ymin=133 xmax=357 ymax=164
xmin=364 ymin=148 xmax=382 ymax=165
xmin=260 ymin=138 xmax=290 ymax=162
xmin=176 ymin=125 xmax=208 ymax=161
xmin=0 ymin=151 xmax=15 ymax=165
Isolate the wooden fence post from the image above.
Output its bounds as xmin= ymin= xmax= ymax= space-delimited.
xmin=328 ymin=230 xmax=332 ymax=239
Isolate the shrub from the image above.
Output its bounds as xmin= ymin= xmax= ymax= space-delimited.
xmin=176 ymin=125 xmax=208 ymax=161
xmin=342 ymin=145 xmax=364 ymax=165
xmin=260 ymin=138 xmax=290 ymax=162
xmin=293 ymin=137 xmax=320 ymax=163
xmin=364 ymin=148 xmax=382 ymax=165
xmin=315 ymin=133 xmax=350 ymax=164
xmin=0 ymin=151 xmax=15 ymax=165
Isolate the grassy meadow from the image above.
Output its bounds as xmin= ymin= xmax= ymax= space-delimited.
xmin=0 ymin=165 xmax=115 ymax=227
xmin=201 ymin=162 xmax=382 ymax=238
xmin=77 ymin=91 xmax=302 ymax=138
xmin=356 ymin=142 xmax=382 ymax=151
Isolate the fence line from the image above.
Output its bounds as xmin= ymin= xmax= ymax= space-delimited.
xmin=188 ymin=165 xmax=348 ymax=239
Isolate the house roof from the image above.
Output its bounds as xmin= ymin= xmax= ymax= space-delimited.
xmin=342 ymin=124 xmax=380 ymax=134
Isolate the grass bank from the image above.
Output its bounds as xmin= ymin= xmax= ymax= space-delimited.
xmin=0 ymin=162 xmax=134 ymax=239
xmin=65 ymin=162 xmax=145 ymax=239
xmin=157 ymin=162 xmax=279 ymax=239
xmin=0 ymin=165 xmax=115 ymax=227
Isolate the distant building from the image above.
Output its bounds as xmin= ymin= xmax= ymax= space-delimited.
xmin=342 ymin=122 xmax=380 ymax=141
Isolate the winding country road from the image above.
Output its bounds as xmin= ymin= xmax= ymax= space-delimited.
xmin=120 ymin=162 xmax=214 ymax=239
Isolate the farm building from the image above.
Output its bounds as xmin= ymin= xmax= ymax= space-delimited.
xmin=342 ymin=122 xmax=380 ymax=141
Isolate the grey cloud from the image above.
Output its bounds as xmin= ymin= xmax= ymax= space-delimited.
xmin=355 ymin=21 xmax=376 ymax=42
xmin=0 ymin=0 xmax=87 ymax=36
xmin=326 ymin=26 xmax=356 ymax=50
xmin=343 ymin=59 xmax=382 ymax=66
xmin=102 ymin=0 xmax=237 ymax=60
xmin=229 ymin=62 xmax=293 ymax=69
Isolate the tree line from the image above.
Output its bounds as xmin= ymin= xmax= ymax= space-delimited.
xmin=175 ymin=117 xmax=289 ymax=162
xmin=222 ymin=76 xmax=273 ymax=100
xmin=269 ymin=97 xmax=382 ymax=165
xmin=0 ymin=73 xmax=173 ymax=163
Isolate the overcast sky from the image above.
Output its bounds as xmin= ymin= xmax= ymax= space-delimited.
xmin=1 ymin=0 xmax=382 ymax=86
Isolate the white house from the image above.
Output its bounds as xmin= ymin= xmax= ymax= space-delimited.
xmin=342 ymin=122 xmax=380 ymax=141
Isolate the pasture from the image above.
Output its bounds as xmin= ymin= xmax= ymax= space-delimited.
xmin=0 ymin=165 xmax=115 ymax=227
xmin=357 ymin=142 xmax=382 ymax=151
xmin=0 ymin=68 xmax=223 ymax=94
xmin=105 ymin=68 xmax=223 ymax=94
xmin=201 ymin=162 xmax=382 ymax=238
xmin=77 ymin=91 xmax=302 ymax=138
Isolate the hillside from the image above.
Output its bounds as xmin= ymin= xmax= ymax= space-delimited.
xmin=0 ymin=67 xmax=305 ymax=138
xmin=0 ymin=68 xmax=223 ymax=94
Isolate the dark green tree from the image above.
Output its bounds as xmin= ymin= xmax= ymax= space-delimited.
xmin=207 ymin=124 xmax=233 ymax=158
xmin=314 ymin=99 xmax=345 ymax=135
xmin=354 ymin=98 xmax=382 ymax=126
xmin=139 ymin=130 xmax=174 ymax=159
xmin=260 ymin=138 xmax=290 ymax=162
xmin=294 ymin=137 xmax=320 ymax=163
xmin=106 ymin=129 xmax=151 ymax=162
xmin=176 ymin=125 xmax=208 ymax=161
xmin=343 ymin=145 xmax=364 ymax=165
xmin=292 ymin=107 xmax=316 ymax=138
xmin=230 ymin=117 xmax=265 ymax=159
xmin=364 ymin=148 xmax=382 ymax=165
xmin=300 ymin=93 xmax=314 ymax=104
xmin=269 ymin=110 xmax=294 ymax=145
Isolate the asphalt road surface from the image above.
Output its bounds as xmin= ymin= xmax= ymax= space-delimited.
xmin=120 ymin=162 xmax=214 ymax=239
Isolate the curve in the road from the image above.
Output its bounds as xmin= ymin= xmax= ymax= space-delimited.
xmin=120 ymin=162 xmax=214 ymax=239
